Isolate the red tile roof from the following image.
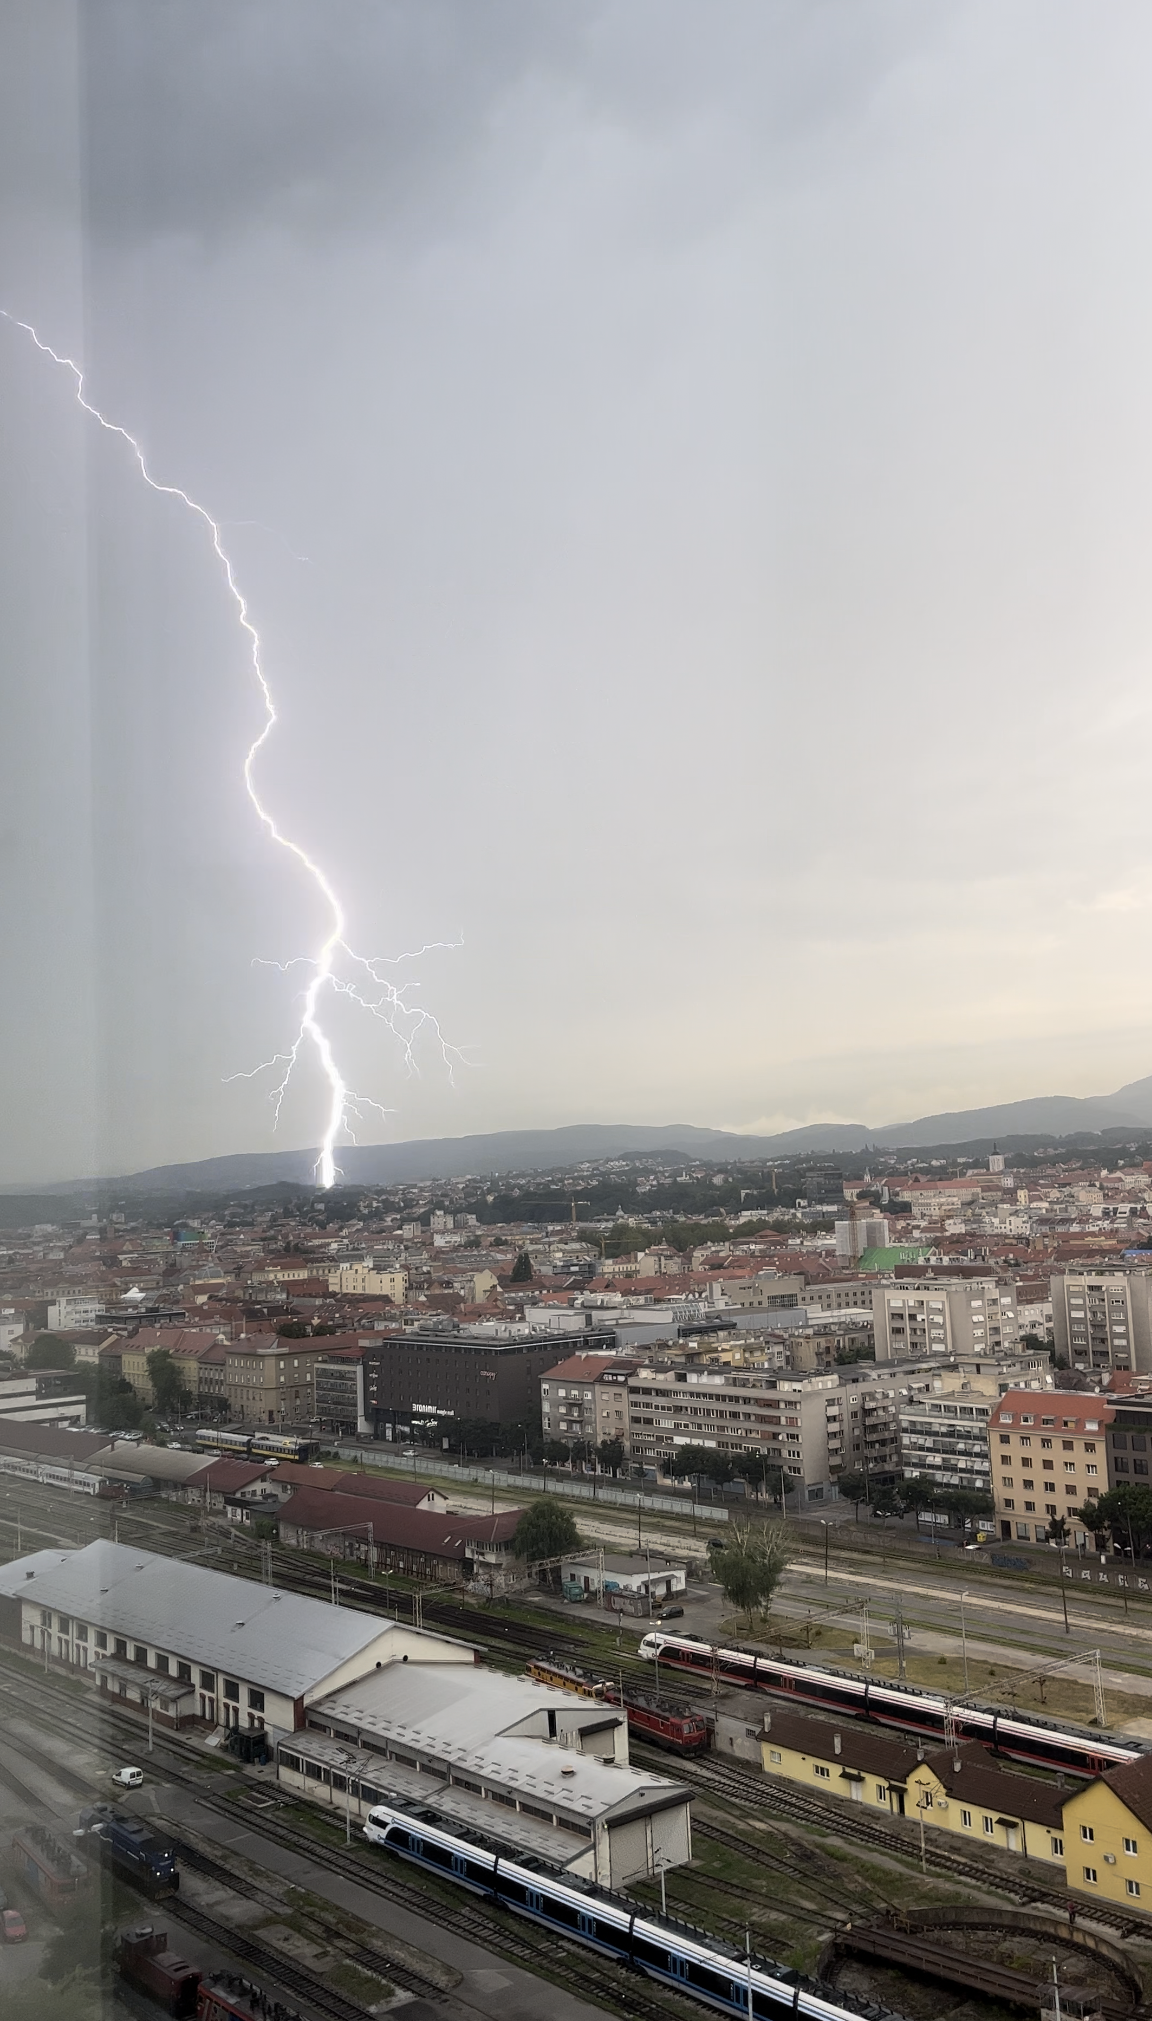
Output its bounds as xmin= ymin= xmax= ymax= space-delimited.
xmin=989 ymin=1390 xmax=1113 ymax=1432
xmin=187 ymin=1459 xmax=272 ymax=1493
xmin=277 ymin=1490 xmax=520 ymax=1555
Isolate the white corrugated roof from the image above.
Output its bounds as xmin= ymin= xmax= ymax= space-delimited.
xmin=312 ymin=1664 xmax=688 ymax=1824
xmin=0 ymin=1540 xmax=402 ymax=1698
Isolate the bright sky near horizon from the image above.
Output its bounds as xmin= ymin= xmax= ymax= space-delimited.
xmin=4 ymin=2 xmax=1152 ymax=1183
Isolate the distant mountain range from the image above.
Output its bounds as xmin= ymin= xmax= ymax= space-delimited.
xmin=18 ymin=1072 xmax=1152 ymax=1195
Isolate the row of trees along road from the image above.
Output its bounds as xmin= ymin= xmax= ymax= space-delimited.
xmin=834 ymin=1469 xmax=995 ymax=1532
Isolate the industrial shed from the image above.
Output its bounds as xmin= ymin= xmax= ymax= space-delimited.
xmin=0 ymin=1541 xmax=476 ymax=1742
xmin=283 ymin=1663 xmax=692 ymax=1887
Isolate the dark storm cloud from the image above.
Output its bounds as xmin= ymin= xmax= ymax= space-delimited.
xmin=81 ymin=0 xmax=924 ymax=242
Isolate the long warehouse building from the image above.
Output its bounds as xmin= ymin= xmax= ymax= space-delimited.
xmin=0 ymin=1540 xmax=475 ymax=1740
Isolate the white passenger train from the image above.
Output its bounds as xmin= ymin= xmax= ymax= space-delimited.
xmin=363 ymin=1798 xmax=902 ymax=2020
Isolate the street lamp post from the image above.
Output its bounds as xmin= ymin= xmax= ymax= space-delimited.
xmin=916 ymin=1791 xmax=929 ymax=1875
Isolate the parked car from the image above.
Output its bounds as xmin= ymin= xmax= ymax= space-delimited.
xmin=111 ymin=1767 xmax=144 ymax=1788
xmin=2 ymin=1909 xmax=28 ymax=1943
xmin=658 ymin=1605 xmax=685 ymax=1621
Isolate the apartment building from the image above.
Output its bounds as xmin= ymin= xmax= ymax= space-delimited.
xmin=1051 ymin=1273 xmax=1152 ymax=1374
xmin=326 ymin=1264 xmax=408 ymax=1302
xmin=873 ymin=1279 xmax=1018 ymax=1362
xmin=898 ymin=1382 xmax=994 ymax=1499
xmin=47 ymin=1296 xmax=101 ymax=1332
xmin=723 ymin=1275 xmax=804 ymax=1313
xmin=989 ymin=1390 xmax=1113 ymax=1544
xmin=834 ymin=1217 xmax=889 ymax=1262
xmin=823 ymin=1371 xmax=901 ymax=1485
xmin=1107 ymin=1399 xmax=1152 ymax=1490
xmin=538 ymin=1354 xmax=637 ymax=1449
xmin=624 ymin=1365 xmax=848 ymax=1505
xmin=800 ymin=1281 xmax=875 ymax=1316
xmin=224 ymin=1339 xmax=332 ymax=1425
xmin=314 ymin=1349 xmax=370 ymax=1435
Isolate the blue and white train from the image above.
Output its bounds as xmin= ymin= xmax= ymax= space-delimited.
xmin=363 ymin=1799 xmax=901 ymax=2021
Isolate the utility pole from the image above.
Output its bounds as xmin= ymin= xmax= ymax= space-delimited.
xmin=745 ymin=1929 xmax=754 ymax=2020
xmin=1093 ymin=1649 xmax=1107 ymax=1730
xmin=893 ymin=1594 xmax=907 ymax=1681
xmin=1060 ymin=1547 xmax=1070 ymax=1635
xmin=960 ymin=1589 xmax=969 ymax=1695
xmin=821 ymin=1519 xmax=829 ymax=1588
xmin=858 ymin=1599 xmax=873 ymax=1670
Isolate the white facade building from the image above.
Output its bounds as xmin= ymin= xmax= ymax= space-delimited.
xmin=47 ymin=1296 xmax=101 ymax=1332
xmin=873 ymin=1279 xmax=1019 ymax=1361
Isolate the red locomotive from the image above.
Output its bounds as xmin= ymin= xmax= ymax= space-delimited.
xmin=611 ymin=1694 xmax=710 ymax=1755
xmin=525 ymin=1659 xmax=710 ymax=1755
xmin=116 ymin=1928 xmax=304 ymax=2021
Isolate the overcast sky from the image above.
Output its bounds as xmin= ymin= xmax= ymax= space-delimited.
xmin=4 ymin=2 xmax=1152 ymax=1183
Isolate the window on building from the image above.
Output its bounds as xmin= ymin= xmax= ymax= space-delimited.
xmin=115 ymin=1638 xmax=128 ymax=1659
xmin=1127 ymin=1879 xmax=1141 ymax=1898
xmin=813 ymin=1763 xmax=831 ymax=1779
xmin=1084 ymin=1866 xmax=1098 ymax=1884
xmin=95 ymin=1631 xmax=107 ymax=1651
xmin=877 ymin=1785 xmax=887 ymax=1802
xmin=1125 ymin=1836 xmax=1138 ymax=1855
xmin=178 ymin=1662 xmax=192 ymax=1683
xmin=1051 ymin=1836 xmax=1064 ymax=1857
xmin=201 ymin=1669 xmax=217 ymax=1691
xmin=248 ymin=1688 xmax=265 ymax=1712
xmin=1081 ymin=1825 xmax=1094 ymax=1842
xmin=769 ymin=1749 xmax=781 ymax=1764
xmin=983 ymin=1816 xmax=995 ymax=1835
xmin=960 ymin=1809 xmax=972 ymax=1827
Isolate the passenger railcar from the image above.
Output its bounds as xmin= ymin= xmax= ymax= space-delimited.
xmin=192 ymin=1429 xmax=320 ymax=1463
xmin=638 ymin=1633 xmax=1145 ymax=1777
xmin=363 ymin=1798 xmax=903 ymax=2021
xmin=249 ymin=1431 xmax=320 ymax=1463
xmin=195 ymin=1429 xmax=253 ymax=1456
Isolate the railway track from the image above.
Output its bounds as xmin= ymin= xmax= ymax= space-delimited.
xmin=0 ymin=1654 xmax=697 ymax=2021
xmin=644 ymin=1746 xmax=1146 ymax=1941
xmin=0 ymin=1716 xmax=449 ymax=2007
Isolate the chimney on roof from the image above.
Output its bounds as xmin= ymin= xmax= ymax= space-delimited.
xmin=833 ymin=1733 xmax=842 ymax=1755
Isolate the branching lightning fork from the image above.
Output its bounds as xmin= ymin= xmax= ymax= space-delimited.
xmin=3 ymin=310 xmax=460 ymax=1186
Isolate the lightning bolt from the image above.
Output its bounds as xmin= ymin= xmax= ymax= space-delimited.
xmin=3 ymin=311 xmax=462 ymax=1186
